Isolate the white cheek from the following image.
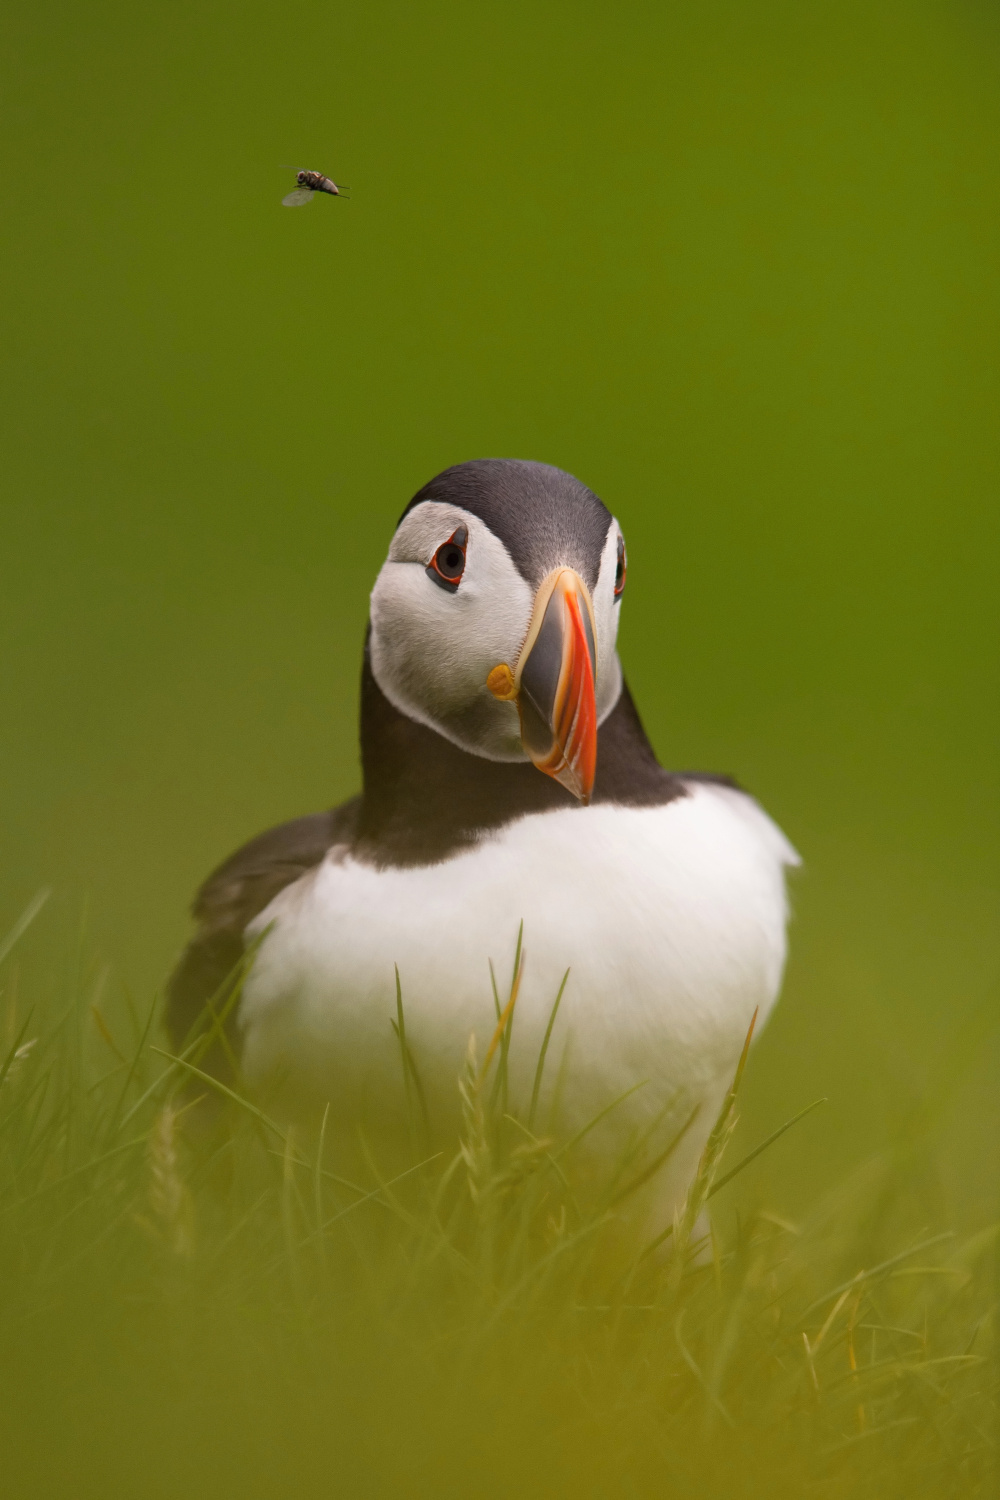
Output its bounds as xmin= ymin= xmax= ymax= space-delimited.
xmin=371 ymin=564 xmax=522 ymax=715
xmin=369 ymin=521 xmax=535 ymax=758
xmin=369 ymin=500 xmax=624 ymax=757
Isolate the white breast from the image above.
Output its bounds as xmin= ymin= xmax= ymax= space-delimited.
xmin=240 ymin=784 xmax=799 ymax=1207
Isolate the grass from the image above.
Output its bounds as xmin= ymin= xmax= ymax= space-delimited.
xmin=0 ymin=894 xmax=995 ymax=1500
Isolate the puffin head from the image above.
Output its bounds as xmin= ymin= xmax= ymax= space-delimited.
xmin=368 ymin=460 xmax=627 ymax=803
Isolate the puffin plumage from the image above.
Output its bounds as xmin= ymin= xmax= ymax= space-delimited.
xmin=168 ymin=459 xmax=798 ymax=1227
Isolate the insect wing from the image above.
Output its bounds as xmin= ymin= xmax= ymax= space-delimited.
xmin=282 ymin=187 xmax=314 ymax=207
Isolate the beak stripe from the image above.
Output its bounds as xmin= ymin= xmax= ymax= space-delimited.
xmin=515 ymin=569 xmax=598 ymax=804
xmin=486 ymin=567 xmax=599 ymax=803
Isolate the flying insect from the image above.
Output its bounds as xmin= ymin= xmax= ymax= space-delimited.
xmin=282 ymin=168 xmax=347 ymax=206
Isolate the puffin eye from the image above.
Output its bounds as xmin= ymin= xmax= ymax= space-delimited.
xmin=614 ymin=534 xmax=627 ymax=598
xmin=426 ymin=526 xmax=468 ymax=592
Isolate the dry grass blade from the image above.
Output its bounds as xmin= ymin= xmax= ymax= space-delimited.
xmin=146 ymin=1103 xmax=195 ymax=1256
xmin=0 ymin=889 xmax=50 ymax=970
xmin=810 ymin=1279 xmax=862 ymax=1356
xmin=90 ymin=1004 xmax=126 ymax=1063
xmin=460 ymin=1034 xmax=490 ymax=1205
xmin=480 ymin=950 xmax=524 ymax=1084
xmin=0 ymin=1009 xmax=37 ymax=1095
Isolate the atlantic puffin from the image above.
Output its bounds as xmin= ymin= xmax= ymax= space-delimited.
xmin=168 ymin=459 xmax=798 ymax=1223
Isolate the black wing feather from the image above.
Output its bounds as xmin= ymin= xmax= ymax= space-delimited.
xmin=165 ymin=797 xmax=361 ymax=1049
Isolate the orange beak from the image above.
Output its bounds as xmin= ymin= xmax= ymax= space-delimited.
xmin=489 ymin=567 xmax=598 ymax=804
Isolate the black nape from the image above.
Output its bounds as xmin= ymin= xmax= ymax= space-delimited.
xmin=356 ymin=646 xmax=688 ymax=868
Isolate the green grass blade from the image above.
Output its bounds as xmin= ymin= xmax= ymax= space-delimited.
xmin=314 ymin=1100 xmax=330 ymax=1259
xmin=489 ymin=928 xmax=523 ymax=1122
xmin=22 ymin=1135 xmax=148 ymax=1202
xmin=149 ymin=1047 xmax=288 ymax=1143
xmin=528 ymin=967 xmax=569 ymax=1132
xmin=554 ymin=1079 xmax=649 ymax=1160
xmin=606 ymin=1103 xmax=701 ymax=1208
xmin=302 ymin=1155 xmax=447 ymax=1244
xmin=115 ymin=1036 xmax=203 ymax=1135
xmin=801 ymin=1233 xmax=957 ymax=1319
xmin=391 ymin=966 xmax=430 ymax=1147
xmin=106 ymin=992 xmax=158 ymax=1138
xmin=707 ymin=1098 xmax=827 ymax=1200
xmin=393 ymin=963 xmax=415 ymax=1150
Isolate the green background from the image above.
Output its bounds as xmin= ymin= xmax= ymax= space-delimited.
xmin=2 ymin=0 xmax=997 ymax=1207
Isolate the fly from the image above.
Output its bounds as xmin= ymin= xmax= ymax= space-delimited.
xmin=281 ymin=168 xmax=348 ymax=207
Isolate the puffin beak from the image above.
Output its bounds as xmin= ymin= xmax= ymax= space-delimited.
xmin=487 ymin=568 xmax=598 ymax=804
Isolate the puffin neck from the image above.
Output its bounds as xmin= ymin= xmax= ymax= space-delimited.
xmin=355 ymin=644 xmax=686 ymax=868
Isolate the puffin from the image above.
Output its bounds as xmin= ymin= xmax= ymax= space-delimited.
xmin=167 ymin=459 xmax=798 ymax=1226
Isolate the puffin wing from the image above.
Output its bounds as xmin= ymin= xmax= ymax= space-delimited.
xmin=166 ymin=797 xmax=361 ymax=1055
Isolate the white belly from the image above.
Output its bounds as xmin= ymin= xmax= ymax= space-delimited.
xmin=240 ymin=784 xmax=798 ymax=1201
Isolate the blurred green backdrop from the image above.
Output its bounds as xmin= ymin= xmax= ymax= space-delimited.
xmin=1 ymin=0 xmax=997 ymax=1209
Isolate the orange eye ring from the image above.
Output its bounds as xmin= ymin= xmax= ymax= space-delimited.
xmin=614 ymin=534 xmax=627 ymax=597
xmin=426 ymin=526 xmax=468 ymax=592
